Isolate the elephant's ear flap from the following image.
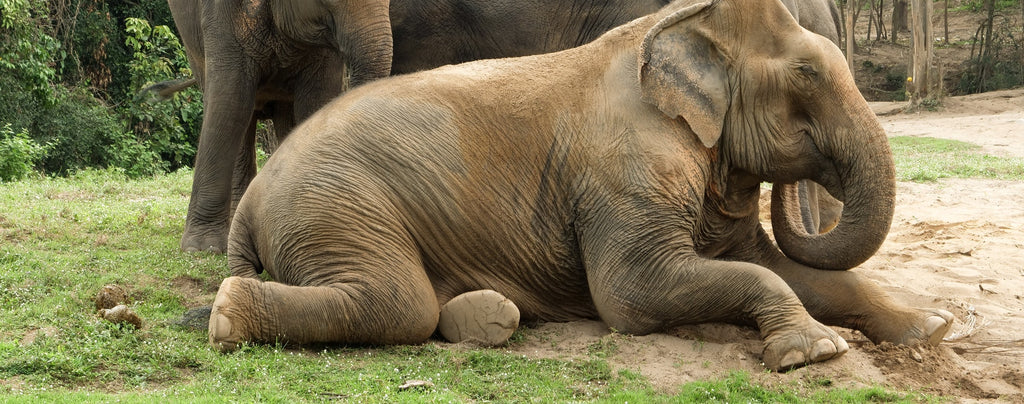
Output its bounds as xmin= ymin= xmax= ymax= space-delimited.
xmin=639 ymin=1 xmax=729 ymax=149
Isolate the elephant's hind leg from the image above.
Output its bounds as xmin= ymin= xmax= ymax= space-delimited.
xmin=437 ymin=290 xmax=520 ymax=346
xmin=209 ymin=261 xmax=440 ymax=351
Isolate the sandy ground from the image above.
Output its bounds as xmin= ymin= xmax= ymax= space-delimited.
xmin=498 ymin=89 xmax=1024 ymax=401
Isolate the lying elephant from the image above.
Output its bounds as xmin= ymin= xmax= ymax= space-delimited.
xmin=209 ymin=0 xmax=954 ymax=371
xmin=169 ymin=0 xmax=843 ymax=253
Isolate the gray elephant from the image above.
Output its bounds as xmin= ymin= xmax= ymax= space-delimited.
xmin=169 ymin=0 xmax=394 ymax=253
xmin=170 ymin=0 xmax=843 ymax=253
xmin=209 ymin=0 xmax=953 ymax=371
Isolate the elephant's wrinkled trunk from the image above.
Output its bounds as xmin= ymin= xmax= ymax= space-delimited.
xmin=342 ymin=5 xmax=393 ymax=88
xmin=771 ymin=116 xmax=895 ymax=270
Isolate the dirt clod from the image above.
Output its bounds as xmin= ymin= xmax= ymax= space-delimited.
xmin=94 ymin=284 xmax=129 ymax=310
xmin=98 ymin=304 xmax=143 ymax=329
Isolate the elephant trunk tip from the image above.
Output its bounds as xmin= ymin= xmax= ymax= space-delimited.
xmin=770 ymin=182 xmax=892 ymax=271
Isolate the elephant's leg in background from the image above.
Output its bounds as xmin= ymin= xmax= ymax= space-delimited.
xmin=293 ymin=61 xmax=347 ymax=125
xmin=266 ymin=101 xmax=296 ymax=154
xmin=181 ymin=71 xmax=256 ymax=253
xmin=756 ymin=240 xmax=954 ymax=346
xmin=230 ymin=116 xmax=258 ymax=219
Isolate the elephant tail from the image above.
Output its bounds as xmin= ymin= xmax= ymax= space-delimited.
xmin=134 ymin=78 xmax=198 ymax=103
xmin=227 ymin=210 xmax=265 ymax=278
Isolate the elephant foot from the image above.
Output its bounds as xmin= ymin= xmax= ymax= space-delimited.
xmin=438 ymin=290 xmax=520 ymax=346
xmin=209 ymin=277 xmax=258 ymax=352
xmin=762 ymin=318 xmax=849 ymax=372
xmin=180 ymin=228 xmax=228 ymax=253
xmin=864 ymin=308 xmax=954 ymax=346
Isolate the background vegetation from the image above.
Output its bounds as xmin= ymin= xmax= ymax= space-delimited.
xmin=0 ymin=0 xmax=200 ymax=178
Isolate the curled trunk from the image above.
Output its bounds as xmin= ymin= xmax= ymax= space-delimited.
xmin=770 ymin=123 xmax=896 ymax=270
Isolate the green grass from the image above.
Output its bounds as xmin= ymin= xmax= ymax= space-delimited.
xmin=889 ymin=136 xmax=1024 ymax=182
xmin=1 ymin=168 xmax=939 ymax=401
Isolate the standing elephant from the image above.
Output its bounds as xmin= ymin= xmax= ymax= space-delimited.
xmin=209 ymin=0 xmax=953 ymax=371
xmin=171 ymin=0 xmax=843 ymax=253
xmin=169 ymin=0 xmax=394 ymax=252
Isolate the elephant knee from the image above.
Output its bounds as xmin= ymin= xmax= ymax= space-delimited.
xmin=592 ymin=295 xmax=661 ymax=335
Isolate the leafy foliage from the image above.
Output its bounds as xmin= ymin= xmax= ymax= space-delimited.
xmin=0 ymin=0 xmax=60 ymax=104
xmin=121 ymin=17 xmax=202 ymax=173
xmin=957 ymin=13 xmax=1023 ymax=94
xmin=0 ymin=124 xmax=48 ymax=181
xmin=0 ymin=0 xmax=200 ymax=178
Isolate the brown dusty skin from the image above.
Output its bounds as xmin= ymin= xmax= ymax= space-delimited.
xmin=438 ymin=290 xmax=520 ymax=346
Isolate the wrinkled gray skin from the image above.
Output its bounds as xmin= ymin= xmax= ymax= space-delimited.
xmin=167 ymin=0 xmax=843 ymax=253
xmin=210 ymin=0 xmax=954 ymax=371
xmin=391 ymin=0 xmax=847 ymax=236
xmin=169 ymin=0 xmax=394 ymax=253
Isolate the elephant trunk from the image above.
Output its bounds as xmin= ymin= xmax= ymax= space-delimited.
xmin=341 ymin=3 xmax=393 ymax=87
xmin=770 ymin=114 xmax=895 ymax=270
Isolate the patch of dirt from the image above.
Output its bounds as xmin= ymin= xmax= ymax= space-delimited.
xmin=170 ymin=274 xmax=219 ymax=307
xmin=20 ymin=327 xmax=58 ymax=347
xmin=500 ymin=90 xmax=1024 ymax=400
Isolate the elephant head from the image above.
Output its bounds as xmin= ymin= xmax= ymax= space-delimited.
xmin=639 ymin=0 xmax=895 ymax=270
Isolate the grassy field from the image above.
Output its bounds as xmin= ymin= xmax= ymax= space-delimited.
xmin=890 ymin=136 xmax=1024 ymax=182
xmin=3 ymin=135 xmax=1013 ymax=401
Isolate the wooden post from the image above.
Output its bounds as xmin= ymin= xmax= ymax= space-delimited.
xmin=846 ymin=0 xmax=856 ymax=79
xmin=909 ymin=0 xmax=934 ymax=103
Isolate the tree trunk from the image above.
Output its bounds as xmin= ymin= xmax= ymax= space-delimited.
xmin=893 ymin=0 xmax=908 ymax=43
xmin=943 ymin=0 xmax=949 ymax=45
xmin=910 ymin=0 xmax=935 ymax=103
xmin=867 ymin=0 xmax=875 ymax=42
xmin=875 ymin=0 xmax=887 ymax=41
xmin=978 ymin=0 xmax=996 ymax=91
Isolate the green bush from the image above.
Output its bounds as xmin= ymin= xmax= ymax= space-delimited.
xmin=0 ymin=124 xmax=48 ymax=181
xmin=31 ymin=86 xmax=131 ymax=175
xmin=121 ymin=17 xmax=202 ymax=173
xmin=0 ymin=0 xmax=60 ymax=105
xmin=0 ymin=1 xmax=201 ymax=179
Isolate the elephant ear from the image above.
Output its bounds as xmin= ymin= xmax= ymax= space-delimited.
xmin=639 ymin=1 xmax=729 ymax=148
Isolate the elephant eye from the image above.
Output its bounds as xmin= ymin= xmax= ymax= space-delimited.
xmin=797 ymin=64 xmax=818 ymax=78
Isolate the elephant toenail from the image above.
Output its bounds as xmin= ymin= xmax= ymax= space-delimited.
xmin=924 ymin=311 xmax=954 ymax=344
xmin=809 ymin=339 xmax=839 ymax=361
xmin=835 ymin=336 xmax=850 ymax=353
xmin=778 ymin=350 xmax=807 ymax=370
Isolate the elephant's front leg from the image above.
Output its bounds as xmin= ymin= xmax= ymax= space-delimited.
xmin=753 ymin=232 xmax=954 ymax=346
xmin=230 ymin=116 xmax=259 ymax=220
xmin=181 ymin=45 xmax=258 ymax=253
xmin=586 ymin=249 xmax=848 ymax=371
